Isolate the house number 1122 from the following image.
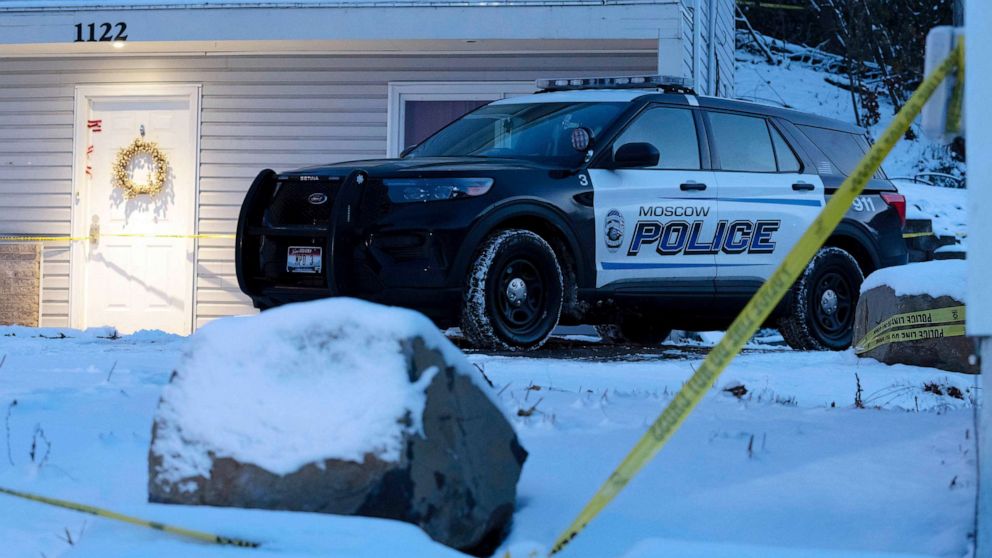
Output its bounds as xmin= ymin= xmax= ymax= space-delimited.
xmin=74 ymin=23 xmax=128 ymax=43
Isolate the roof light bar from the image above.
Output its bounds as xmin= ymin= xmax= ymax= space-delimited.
xmin=535 ymin=74 xmax=695 ymax=94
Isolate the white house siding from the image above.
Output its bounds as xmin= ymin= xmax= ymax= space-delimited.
xmin=0 ymin=51 xmax=657 ymax=328
xmin=679 ymin=0 xmax=734 ymax=98
xmin=712 ymin=0 xmax=735 ymax=96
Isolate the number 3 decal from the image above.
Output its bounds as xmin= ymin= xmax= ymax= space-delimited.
xmin=578 ymin=174 xmax=589 ymax=187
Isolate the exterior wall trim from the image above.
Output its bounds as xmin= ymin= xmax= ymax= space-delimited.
xmin=0 ymin=3 xmax=683 ymax=46
xmin=1 ymin=0 xmax=680 ymax=11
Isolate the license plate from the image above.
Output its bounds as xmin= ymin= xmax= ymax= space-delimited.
xmin=287 ymin=246 xmax=322 ymax=273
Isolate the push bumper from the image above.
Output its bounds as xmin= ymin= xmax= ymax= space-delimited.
xmin=235 ymin=169 xmax=469 ymax=324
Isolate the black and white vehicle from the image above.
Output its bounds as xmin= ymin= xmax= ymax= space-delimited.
xmin=236 ymin=75 xmax=908 ymax=351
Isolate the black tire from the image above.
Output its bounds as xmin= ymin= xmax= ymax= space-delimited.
xmin=461 ymin=230 xmax=563 ymax=351
xmin=779 ymin=247 xmax=864 ymax=351
xmin=595 ymin=315 xmax=672 ymax=346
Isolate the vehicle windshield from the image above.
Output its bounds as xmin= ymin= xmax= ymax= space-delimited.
xmin=405 ymin=102 xmax=627 ymax=166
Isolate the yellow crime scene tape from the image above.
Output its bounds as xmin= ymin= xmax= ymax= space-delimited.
xmin=547 ymin=40 xmax=965 ymax=556
xmin=855 ymin=323 xmax=966 ymax=354
xmin=856 ymin=305 xmax=964 ymax=347
xmin=0 ymin=486 xmax=260 ymax=548
xmin=854 ymin=305 xmax=966 ymax=354
xmin=0 ymin=233 xmax=235 ymax=242
xmin=902 ymin=231 xmax=935 ymax=239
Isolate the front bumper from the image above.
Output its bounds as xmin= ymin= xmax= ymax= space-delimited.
xmin=235 ymin=169 xmax=474 ymax=324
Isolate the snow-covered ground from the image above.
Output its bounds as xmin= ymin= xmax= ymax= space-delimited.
xmin=0 ymin=327 xmax=978 ymax=558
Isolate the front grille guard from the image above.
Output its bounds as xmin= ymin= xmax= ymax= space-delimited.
xmin=236 ymin=168 xmax=370 ymax=299
xmin=326 ymin=169 xmax=370 ymax=295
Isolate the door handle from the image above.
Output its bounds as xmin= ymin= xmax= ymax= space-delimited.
xmin=792 ymin=182 xmax=815 ymax=192
xmin=89 ymin=216 xmax=100 ymax=246
xmin=680 ymin=182 xmax=707 ymax=191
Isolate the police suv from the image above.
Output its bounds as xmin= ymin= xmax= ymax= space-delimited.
xmin=236 ymin=75 xmax=908 ymax=351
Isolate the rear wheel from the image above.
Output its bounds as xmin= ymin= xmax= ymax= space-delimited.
xmin=779 ymin=247 xmax=863 ymax=351
xmin=461 ymin=230 xmax=563 ymax=351
xmin=596 ymin=315 xmax=672 ymax=346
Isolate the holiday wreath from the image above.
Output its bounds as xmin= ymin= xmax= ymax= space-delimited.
xmin=112 ymin=138 xmax=169 ymax=198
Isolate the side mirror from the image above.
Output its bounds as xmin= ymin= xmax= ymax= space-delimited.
xmin=611 ymin=142 xmax=659 ymax=169
xmin=399 ymin=145 xmax=416 ymax=158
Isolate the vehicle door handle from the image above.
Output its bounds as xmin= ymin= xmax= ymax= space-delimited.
xmin=792 ymin=182 xmax=815 ymax=192
xmin=680 ymin=182 xmax=707 ymax=191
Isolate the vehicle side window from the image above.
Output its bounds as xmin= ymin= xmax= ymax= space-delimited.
xmin=612 ymin=106 xmax=700 ymax=170
xmin=769 ymin=124 xmax=801 ymax=172
xmin=796 ymin=125 xmax=870 ymax=177
xmin=707 ymin=112 xmax=777 ymax=172
xmin=857 ymin=134 xmax=887 ymax=179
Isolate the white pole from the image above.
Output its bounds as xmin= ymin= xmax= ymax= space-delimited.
xmin=966 ymin=0 xmax=992 ymax=555
xmin=980 ymin=339 xmax=990 ymax=558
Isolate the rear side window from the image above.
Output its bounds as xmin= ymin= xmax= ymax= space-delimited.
xmin=707 ymin=112 xmax=777 ymax=172
xmin=770 ymin=124 xmax=801 ymax=172
xmin=796 ymin=125 xmax=868 ymax=176
xmin=612 ymin=106 xmax=701 ymax=170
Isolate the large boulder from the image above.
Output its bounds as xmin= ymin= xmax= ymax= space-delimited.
xmin=854 ymin=260 xmax=976 ymax=374
xmin=149 ymin=298 xmax=526 ymax=555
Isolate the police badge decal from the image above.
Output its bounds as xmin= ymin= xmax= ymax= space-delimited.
xmin=605 ymin=209 xmax=625 ymax=252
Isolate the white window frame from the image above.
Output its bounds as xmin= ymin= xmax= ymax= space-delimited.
xmin=386 ymin=81 xmax=536 ymax=157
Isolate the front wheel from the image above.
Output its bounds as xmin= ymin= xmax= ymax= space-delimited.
xmin=461 ymin=230 xmax=563 ymax=351
xmin=779 ymin=247 xmax=864 ymax=351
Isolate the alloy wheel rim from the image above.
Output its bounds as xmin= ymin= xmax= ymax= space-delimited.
xmin=812 ymin=271 xmax=853 ymax=340
xmin=496 ymin=258 xmax=546 ymax=335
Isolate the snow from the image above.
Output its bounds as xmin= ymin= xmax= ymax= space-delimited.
xmin=0 ymin=325 xmax=118 ymax=339
xmin=152 ymin=297 xmax=496 ymax=481
xmin=0 ymin=329 xmax=977 ymax=557
xmin=862 ymin=259 xmax=967 ymax=301
xmin=617 ymin=539 xmax=936 ymax=558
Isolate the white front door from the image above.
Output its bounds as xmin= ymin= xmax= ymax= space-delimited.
xmin=71 ymin=85 xmax=200 ymax=335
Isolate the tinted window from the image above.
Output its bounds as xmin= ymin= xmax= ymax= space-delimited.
xmin=797 ymin=125 xmax=868 ymax=176
xmin=408 ymin=102 xmax=625 ymax=167
xmin=770 ymin=124 xmax=801 ymax=172
xmin=403 ymin=100 xmax=489 ymax=149
xmin=612 ymin=107 xmax=700 ymax=170
xmin=708 ymin=112 xmax=777 ymax=172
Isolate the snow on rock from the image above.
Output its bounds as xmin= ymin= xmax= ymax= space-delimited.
xmin=151 ymin=298 xmax=451 ymax=478
xmin=861 ymin=259 xmax=966 ymax=301
xmin=148 ymin=297 xmax=525 ymax=555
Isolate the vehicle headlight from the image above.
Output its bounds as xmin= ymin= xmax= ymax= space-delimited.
xmin=383 ymin=178 xmax=493 ymax=203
